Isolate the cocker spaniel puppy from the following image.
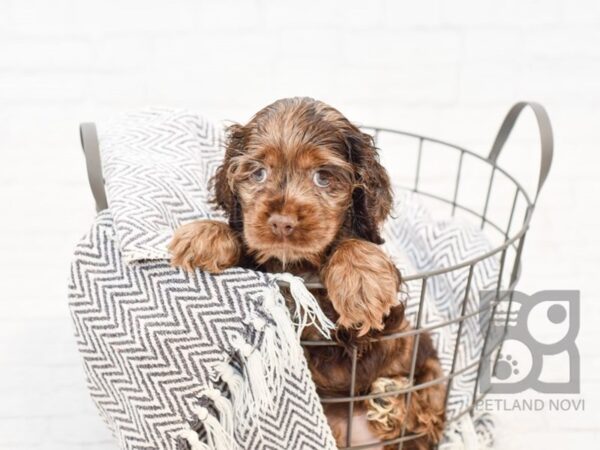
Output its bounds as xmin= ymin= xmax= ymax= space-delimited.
xmin=169 ymin=97 xmax=445 ymax=449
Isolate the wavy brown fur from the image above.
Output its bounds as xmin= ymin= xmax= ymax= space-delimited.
xmin=169 ymin=97 xmax=445 ymax=448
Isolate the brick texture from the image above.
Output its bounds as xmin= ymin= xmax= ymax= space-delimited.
xmin=0 ymin=1 xmax=598 ymax=448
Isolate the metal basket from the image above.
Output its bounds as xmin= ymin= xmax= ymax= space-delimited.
xmin=79 ymin=101 xmax=553 ymax=450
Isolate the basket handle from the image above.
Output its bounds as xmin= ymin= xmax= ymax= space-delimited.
xmin=80 ymin=122 xmax=108 ymax=212
xmin=488 ymin=102 xmax=553 ymax=204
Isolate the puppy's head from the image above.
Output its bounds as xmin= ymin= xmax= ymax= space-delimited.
xmin=213 ymin=97 xmax=392 ymax=267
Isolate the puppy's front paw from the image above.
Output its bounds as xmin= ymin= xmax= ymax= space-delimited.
xmin=322 ymin=239 xmax=400 ymax=336
xmin=168 ymin=220 xmax=240 ymax=273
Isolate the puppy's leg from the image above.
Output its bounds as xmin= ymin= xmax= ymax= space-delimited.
xmin=366 ymin=336 xmax=446 ymax=450
xmin=322 ymin=239 xmax=400 ymax=336
xmin=324 ymin=404 xmax=384 ymax=450
xmin=169 ymin=220 xmax=241 ymax=273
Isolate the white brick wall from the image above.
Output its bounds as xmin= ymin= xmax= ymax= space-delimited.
xmin=1 ymin=1 xmax=598 ymax=448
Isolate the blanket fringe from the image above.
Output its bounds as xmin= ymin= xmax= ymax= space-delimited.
xmin=177 ymin=425 xmax=211 ymax=450
xmin=201 ymin=276 xmax=333 ymax=449
xmin=250 ymin=315 xmax=283 ymax=394
xmin=440 ymin=413 xmax=494 ymax=450
xmin=199 ymin=387 xmax=234 ymax=440
xmin=232 ymin=335 xmax=272 ymax=411
xmin=262 ymin=288 xmax=301 ymax=363
xmin=192 ymin=405 xmax=234 ymax=450
xmin=252 ymin=285 xmax=301 ymax=401
xmin=214 ymin=361 xmax=244 ymax=407
xmin=270 ymin=273 xmax=335 ymax=339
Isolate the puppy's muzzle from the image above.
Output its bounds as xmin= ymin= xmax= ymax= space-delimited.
xmin=268 ymin=213 xmax=297 ymax=238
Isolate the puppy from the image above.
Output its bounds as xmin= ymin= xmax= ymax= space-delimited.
xmin=169 ymin=97 xmax=445 ymax=449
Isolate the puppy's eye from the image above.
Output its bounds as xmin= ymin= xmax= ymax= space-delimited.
xmin=252 ymin=167 xmax=267 ymax=183
xmin=313 ymin=170 xmax=331 ymax=188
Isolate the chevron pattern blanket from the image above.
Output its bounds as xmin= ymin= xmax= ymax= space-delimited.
xmin=68 ymin=108 xmax=498 ymax=449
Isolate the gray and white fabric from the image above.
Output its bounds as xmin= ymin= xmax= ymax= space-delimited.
xmin=70 ymin=108 xmax=337 ymax=450
xmin=69 ymin=211 xmax=337 ymax=450
xmin=68 ymin=108 xmax=498 ymax=449
xmin=384 ymin=192 xmax=497 ymax=449
xmin=98 ymin=108 xmax=225 ymax=262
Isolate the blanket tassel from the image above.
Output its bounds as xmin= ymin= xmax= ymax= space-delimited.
xmin=200 ymin=387 xmax=234 ymax=439
xmin=193 ymin=405 xmax=234 ymax=450
xmin=262 ymin=289 xmax=301 ymax=363
xmin=270 ymin=273 xmax=335 ymax=339
xmin=178 ymin=425 xmax=210 ymax=450
xmin=250 ymin=314 xmax=285 ymax=395
xmin=214 ymin=361 xmax=245 ymax=407
xmin=232 ymin=337 xmax=272 ymax=410
xmin=214 ymin=360 xmax=256 ymax=437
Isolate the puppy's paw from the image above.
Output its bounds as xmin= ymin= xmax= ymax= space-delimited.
xmin=169 ymin=220 xmax=240 ymax=273
xmin=366 ymin=374 xmax=445 ymax=447
xmin=365 ymin=376 xmax=411 ymax=438
xmin=322 ymin=239 xmax=400 ymax=336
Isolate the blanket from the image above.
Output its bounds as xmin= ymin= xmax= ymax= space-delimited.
xmin=383 ymin=193 xmax=497 ymax=449
xmin=68 ymin=108 xmax=498 ymax=449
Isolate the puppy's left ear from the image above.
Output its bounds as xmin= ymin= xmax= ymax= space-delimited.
xmin=345 ymin=126 xmax=392 ymax=244
xmin=211 ymin=123 xmax=246 ymax=234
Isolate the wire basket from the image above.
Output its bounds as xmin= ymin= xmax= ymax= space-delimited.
xmin=79 ymin=101 xmax=553 ymax=450
xmin=298 ymin=102 xmax=553 ymax=449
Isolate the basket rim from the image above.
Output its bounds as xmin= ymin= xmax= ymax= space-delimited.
xmin=80 ymin=112 xmax=541 ymax=289
xmin=298 ymin=125 xmax=534 ymax=289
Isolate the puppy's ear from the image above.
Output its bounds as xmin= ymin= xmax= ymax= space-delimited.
xmin=344 ymin=126 xmax=392 ymax=244
xmin=212 ymin=123 xmax=245 ymax=234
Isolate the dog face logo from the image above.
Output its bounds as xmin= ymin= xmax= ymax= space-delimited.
xmin=479 ymin=290 xmax=580 ymax=394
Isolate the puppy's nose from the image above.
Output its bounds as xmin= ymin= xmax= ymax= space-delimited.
xmin=268 ymin=213 xmax=297 ymax=238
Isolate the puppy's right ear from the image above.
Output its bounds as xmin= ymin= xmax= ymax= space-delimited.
xmin=212 ymin=123 xmax=246 ymax=233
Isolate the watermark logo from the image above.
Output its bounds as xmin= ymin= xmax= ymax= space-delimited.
xmin=479 ymin=290 xmax=580 ymax=394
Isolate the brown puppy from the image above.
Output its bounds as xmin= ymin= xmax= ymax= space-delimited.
xmin=169 ymin=97 xmax=445 ymax=449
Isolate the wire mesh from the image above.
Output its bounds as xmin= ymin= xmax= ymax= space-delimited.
xmin=300 ymin=124 xmax=541 ymax=449
xmin=79 ymin=101 xmax=552 ymax=450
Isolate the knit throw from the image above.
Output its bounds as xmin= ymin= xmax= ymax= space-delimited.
xmin=68 ymin=108 xmax=497 ymax=449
